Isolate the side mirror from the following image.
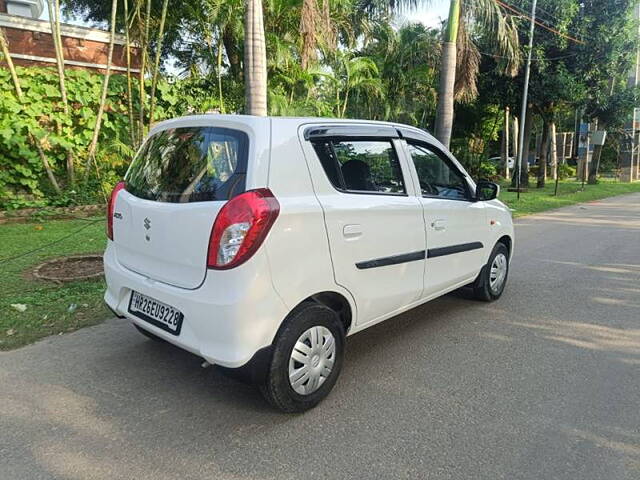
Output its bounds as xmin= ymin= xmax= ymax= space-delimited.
xmin=476 ymin=180 xmax=499 ymax=201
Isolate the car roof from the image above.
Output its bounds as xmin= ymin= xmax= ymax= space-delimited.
xmin=150 ymin=114 xmax=439 ymax=146
xmin=146 ymin=114 xmax=473 ymax=186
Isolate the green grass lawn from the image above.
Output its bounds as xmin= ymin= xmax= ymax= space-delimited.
xmin=0 ymin=217 xmax=108 ymax=350
xmin=499 ymin=179 xmax=640 ymax=217
xmin=1 ymin=178 xmax=639 ymax=350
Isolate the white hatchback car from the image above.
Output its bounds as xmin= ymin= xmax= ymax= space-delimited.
xmin=104 ymin=115 xmax=513 ymax=412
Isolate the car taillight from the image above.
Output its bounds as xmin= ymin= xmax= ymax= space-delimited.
xmin=208 ymin=189 xmax=280 ymax=269
xmin=107 ymin=181 xmax=126 ymax=240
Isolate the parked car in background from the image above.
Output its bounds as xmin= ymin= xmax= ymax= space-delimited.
xmin=488 ymin=156 xmax=515 ymax=170
xmin=103 ymin=115 xmax=514 ymax=412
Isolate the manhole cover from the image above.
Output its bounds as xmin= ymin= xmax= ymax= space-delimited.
xmin=33 ymin=254 xmax=104 ymax=282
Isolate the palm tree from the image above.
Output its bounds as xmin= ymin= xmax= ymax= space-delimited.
xmin=244 ymin=0 xmax=268 ymax=115
xmin=435 ymin=0 xmax=460 ymax=148
xmin=435 ymin=0 xmax=521 ymax=148
xmin=312 ymin=0 xmax=519 ymax=143
xmin=327 ymin=52 xmax=382 ymax=117
xmin=148 ymin=0 xmax=170 ymax=126
xmin=362 ymin=22 xmax=440 ymax=125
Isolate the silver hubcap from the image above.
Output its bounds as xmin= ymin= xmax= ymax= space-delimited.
xmin=288 ymin=326 xmax=336 ymax=395
xmin=490 ymin=253 xmax=508 ymax=293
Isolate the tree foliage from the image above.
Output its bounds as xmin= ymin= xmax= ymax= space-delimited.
xmin=2 ymin=0 xmax=639 ymax=207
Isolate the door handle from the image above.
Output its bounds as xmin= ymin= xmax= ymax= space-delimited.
xmin=431 ymin=219 xmax=446 ymax=231
xmin=343 ymin=224 xmax=363 ymax=239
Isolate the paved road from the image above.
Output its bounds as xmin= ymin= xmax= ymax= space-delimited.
xmin=2 ymin=194 xmax=639 ymax=480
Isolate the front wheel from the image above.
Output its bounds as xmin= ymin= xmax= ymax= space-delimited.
xmin=471 ymin=242 xmax=510 ymax=302
xmin=260 ymin=303 xmax=345 ymax=413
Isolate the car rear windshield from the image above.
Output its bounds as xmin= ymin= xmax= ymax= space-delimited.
xmin=125 ymin=126 xmax=248 ymax=203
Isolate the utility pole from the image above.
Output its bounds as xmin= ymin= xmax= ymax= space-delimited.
xmin=516 ymin=0 xmax=537 ymax=200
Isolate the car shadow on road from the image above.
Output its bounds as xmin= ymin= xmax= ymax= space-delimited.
xmin=0 ymin=292 xmax=489 ymax=479
xmin=123 ymin=289 xmax=480 ymax=412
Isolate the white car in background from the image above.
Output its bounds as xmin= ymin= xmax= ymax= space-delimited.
xmin=488 ymin=156 xmax=515 ymax=170
xmin=103 ymin=115 xmax=514 ymax=412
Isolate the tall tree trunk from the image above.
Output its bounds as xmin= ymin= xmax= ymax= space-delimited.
xmin=84 ymin=0 xmax=118 ymax=178
xmin=434 ymin=0 xmax=460 ymax=149
xmin=300 ymin=0 xmax=317 ymax=70
xmin=588 ymin=120 xmax=605 ymax=184
xmin=512 ymin=106 xmax=532 ymax=188
xmin=244 ymin=0 xmax=267 ymax=115
xmin=0 ymin=28 xmax=61 ymax=194
xmin=549 ymin=121 xmax=557 ymax=180
xmin=436 ymin=0 xmax=460 ymax=148
xmin=572 ymin=108 xmax=581 ymax=164
xmin=138 ymin=0 xmax=152 ymax=140
xmin=217 ymin=40 xmax=225 ymax=113
xmin=537 ymin=118 xmax=549 ymax=188
xmin=48 ymin=0 xmax=75 ymax=186
xmin=511 ymin=115 xmax=519 ymax=170
xmin=501 ymin=106 xmax=510 ymax=177
xmin=148 ymin=0 xmax=169 ymax=127
xmin=123 ymin=0 xmax=137 ymax=147
xmin=47 ymin=1 xmax=68 ymax=111
xmin=588 ymin=144 xmax=604 ymax=184
xmin=223 ymin=25 xmax=242 ymax=82
xmin=341 ymin=86 xmax=350 ymax=118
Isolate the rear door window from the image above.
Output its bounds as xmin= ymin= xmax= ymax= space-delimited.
xmin=312 ymin=139 xmax=406 ymax=194
xmin=126 ymin=127 xmax=248 ymax=203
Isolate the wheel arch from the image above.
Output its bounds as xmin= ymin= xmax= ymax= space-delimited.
xmin=304 ymin=291 xmax=353 ymax=334
xmin=496 ymin=234 xmax=513 ymax=259
xmin=273 ymin=290 xmax=354 ymax=337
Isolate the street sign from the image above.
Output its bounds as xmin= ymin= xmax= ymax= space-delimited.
xmin=591 ymin=131 xmax=607 ymax=146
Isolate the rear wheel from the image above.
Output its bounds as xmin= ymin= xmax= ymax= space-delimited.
xmin=471 ymin=242 xmax=510 ymax=302
xmin=260 ymin=303 xmax=345 ymax=413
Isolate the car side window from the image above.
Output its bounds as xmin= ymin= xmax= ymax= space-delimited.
xmin=312 ymin=139 xmax=406 ymax=194
xmin=407 ymin=143 xmax=470 ymax=200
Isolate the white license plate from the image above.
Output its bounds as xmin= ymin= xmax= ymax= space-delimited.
xmin=128 ymin=291 xmax=184 ymax=335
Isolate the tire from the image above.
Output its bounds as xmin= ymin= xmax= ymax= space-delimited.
xmin=471 ymin=242 xmax=510 ymax=302
xmin=134 ymin=324 xmax=166 ymax=342
xmin=260 ymin=302 xmax=345 ymax=413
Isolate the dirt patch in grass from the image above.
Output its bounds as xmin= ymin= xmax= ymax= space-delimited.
xmin=1 ymin=218 xmax=108 ymax=350
xmin=32 ymin=254 xmax=104 ymax=283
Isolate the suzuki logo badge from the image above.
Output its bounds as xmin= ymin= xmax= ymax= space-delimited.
xmin=144 ymin=218 xmax=151 ymax=230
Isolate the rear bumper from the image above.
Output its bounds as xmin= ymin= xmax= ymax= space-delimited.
xmin=103 ymin=243 xmax=289 ymax=368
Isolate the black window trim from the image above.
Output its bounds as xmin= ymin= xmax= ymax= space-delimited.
xmin=304 ymin=125 xmax=399 ymax=141
xmin=311 ymin=136 xmax=409 ymax=198
xmin=406 ymin=140 xmax=475 ymax=203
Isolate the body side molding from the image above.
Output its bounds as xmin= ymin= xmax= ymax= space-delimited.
xmin=355 ymin=251 xmax=426 ymax=270
xmin=427 ymin=242 xmax=483 ymax=259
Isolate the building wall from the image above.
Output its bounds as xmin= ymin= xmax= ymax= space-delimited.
xmin=0 ymin=13 xmax=140 ymax=73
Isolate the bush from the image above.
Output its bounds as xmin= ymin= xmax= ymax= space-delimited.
xmin=0 ymin=67 xmax=133 ymax=207
xmin=0 ymin=67 xmax=247 ymax=209
xmin=528 ymin=164 xmax=576 ymax=180
xmin=477 ymin=160 xmax=499 ymax=180
xmin=557 ymin=163 xmax=576 ymax=180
